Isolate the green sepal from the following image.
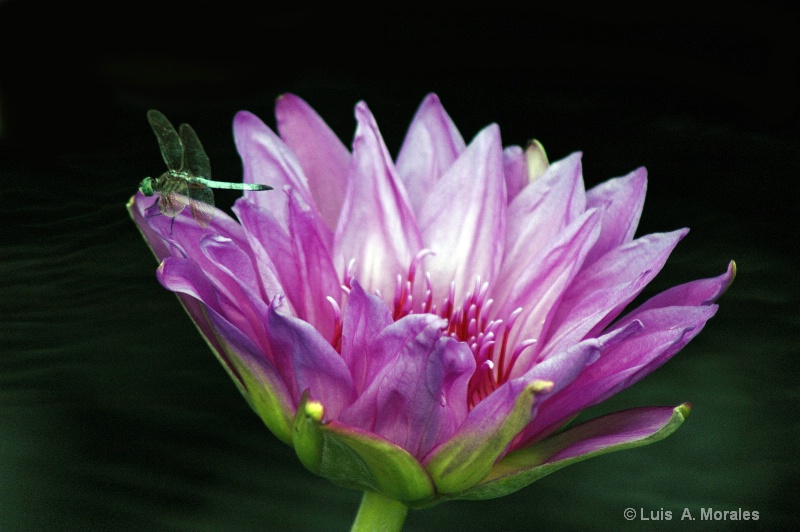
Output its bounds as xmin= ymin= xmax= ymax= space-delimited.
xmin=425 ymin=380 xmax=553 ymax=495
xmin=453 ymin=403 xmax=691 ymax=501
xmin=292 ymin=392 xmax=436 ymax=505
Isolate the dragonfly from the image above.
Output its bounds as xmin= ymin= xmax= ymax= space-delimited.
xmin=139 ymin=109 xmax=272 ymax=228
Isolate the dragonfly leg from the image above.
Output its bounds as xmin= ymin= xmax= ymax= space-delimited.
xmin=144 ymin=196 xmax=162 ymax=218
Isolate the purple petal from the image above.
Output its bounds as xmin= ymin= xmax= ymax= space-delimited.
xmin=396 ymin=93 xmax=466 ymax=215
xmin=128 ymin=193 xmax=178 ymax=262
xmin=339 ymin=314 xmax=475 ymax=459
xmin=340 ymin=280 xmax=394 ymax=394
xmin=527 ymin=304 xmax=718 ymax=440
xmin=460 ymin=404 xmax=689 ymax=500
xmin=493 ymin=152 xmax=588 ymax=311
xmin=157 ymin=254 xmax=269 ymax=354
xmin=629 ymin=261 xmax=736 ymax=311
xmin=518 ymin=320 xmax=643 ymax=397
xmin=584 ymin=167 xmax=647 ymax=265
xmin=502 ymin=152 xmax=587 ymax=274
xmin=156 ymin=257 xmax=295 ymax=440
xmin=129 ymin=191 xmax=248 ymax=263
xmin=203 ymin=305 xmax=295 ymax=443
xmin=233 ymin=198 xmax=299 ymax=316
xmin=156 ymin=257 xmax=251 ymax=386
xmin=502 ymin=145 xmax=527 ymax=203
xmin=266 ymin=300 xmax=356 ymax=419
xmin=494 ymin=209 xmax=602 ymax=376
xmin=285 ymin=189 xmax=341 ymax=339
xmin=542 ymin=405 xmax=689 ymax=463
xmin=156 ymin=256 xmax=224 ymax=326
xmin=333 ymin=102 xmax=423 ymax=301
xmin=275 ymin=94 xmax=351 ymax=231
xmin=417 ymin=124 xmax=507 ymax=303
xmin=358 ymin=313 xmax=449 ymax=393
xmin=541 ymin=229 xmax=688 ymax=357
xmin=234 ymin=111 xmax=324 ymax=239
xmin=235 ymin=192 xmax=340 ymax=340
xmin=198 ymin=234 xmax=271 ymax=349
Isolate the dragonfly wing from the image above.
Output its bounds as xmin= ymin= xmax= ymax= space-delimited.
xmin=179 ymin=123 xmax=212 ymax=180
xmin=147 ymin=110 xmax=184 ymax=172
xmin=158 ymin=178 xmax=189 ymax=218
xmin=187 ymin=181 xmax=215 ymax=227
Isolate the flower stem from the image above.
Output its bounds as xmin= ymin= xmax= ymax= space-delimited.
xmin=351 ymin=491 xmax=408 ymax=532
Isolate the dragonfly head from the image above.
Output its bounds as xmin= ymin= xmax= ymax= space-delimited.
xmin=139 ymin=177 xmax=155 ymax=196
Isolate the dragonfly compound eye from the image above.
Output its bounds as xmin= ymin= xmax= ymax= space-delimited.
xmin=140 ymin=177 xmax=154 ymax=196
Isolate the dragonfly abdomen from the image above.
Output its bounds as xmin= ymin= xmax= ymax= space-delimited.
xmin=190 ymin=177 xmax=273 ymax=191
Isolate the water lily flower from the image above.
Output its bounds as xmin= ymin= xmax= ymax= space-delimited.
xmin=128 ymin=93 xmax=734 ymax=530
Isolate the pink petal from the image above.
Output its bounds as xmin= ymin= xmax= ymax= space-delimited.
xmin=156 ymin=257 xmax=264 ymax=382
xmin=527 ymin=304 xmax=718 ymax=440
xmin=234 ymin=110 xmax=325 ymax=241
xmin=518 ymin=319 xmax=643 ymax=396
xmin=396 ymin=93 xmax=466 ymax=215
xmin=199 ymin=234 xmax=271 ymax=349
xmin=333 ymin=102 xmax=423 ymax=301
xmin=541 ymin=405 xmax=688 ymax=462
xmin=584 ymin=167 xmax=647 ymax=265
xmin=130 ymin=190 xmax=248 ymax=263
xmin=233 ymin=198 xmax=298 ymax=317
xmin=158 ymin=253 xmax=268 ymax=355
xmin=266 ymin=300 xmax=356 ymax=419
xmin=494 ymin=209 xmax=602 ymax=376
xmin=203 ymin=304 xmax=294 ymax=418
xmin=630 ymin=261 xmax=736 ymax=311
xmin=340 ymin=280 xmax=394 ymax=394
xmin=234 ymin=194 xmax=340 ymax=339
xmin=502 ymin=145 xmax=527 ymax=203
xmin=541 ymin=229 xmax=688 ymax=357
xmin=502 ymin=152 xmax=586 ymax=274
xmin=340 ymin=314 xmax=474 ymax=459
xmin=284 ymin=188 xmax=341 ymax=339
xmin=158 ymin=257 xmax=295 ymax=431
xmin=417 ymin=124 xmax=507 ymax=303
xmin=275 ymin=93 xmax=351 ymax=231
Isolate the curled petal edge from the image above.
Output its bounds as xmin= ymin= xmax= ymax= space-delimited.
xmin=449 ymin=403 xmax=691 ymax=502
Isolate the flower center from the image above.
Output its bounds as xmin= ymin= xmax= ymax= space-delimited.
xmin=332 ymin=251 xmax=537 ymax=410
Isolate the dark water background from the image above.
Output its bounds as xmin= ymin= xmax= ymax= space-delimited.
xmin=1 ymin=4 xmax=797 ymax=530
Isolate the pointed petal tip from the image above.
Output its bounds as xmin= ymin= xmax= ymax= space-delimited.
xmin=422 ymin=92 xmax=441 ymax=106
xmin=677 ymin=402 xmax=692 ymax=418
xmin=483 ymin=122 xmax=501 ymax=140
xmin=726 ymin=260 xmax=737 ymax=288
xmin=275 ymin=92 xmax=307 ymax=113
xmin=234 ymin=109 xmax=258 ymax=123
xmin=355 ymin=100 xmax=370 ymax=117
xmin=275 ymin=92 xmax=294 ymax=103
xmin=233 ymin=110 xmax=266 ymax=137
